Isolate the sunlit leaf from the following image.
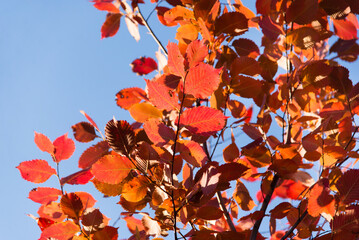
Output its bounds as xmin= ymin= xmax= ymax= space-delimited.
xmin=101 ymin=13 xmax=122 ymax=39
xmin=60 ymin=193 xmax=84 ymax=219
xmin=34 ymin=132 xmax=54 ymax=154
xmin=28 ymin=187 xmax=62 ymax=204
xmin=131 ymin=57 xmax=158 ymax=75
xmin=37 ymin=202 xmax=66 ymax=222
xmin=143 ymin=118 xmax=175 ymax=147
xmin=233 ymin=180 xmax=256 ymax=211
xmin=60 ymin=169 xmax=93 ymax=185
xmin=40 ymin=221 xmax=80 ymax=240
xmin=122 ymin=175 xmax=149 ymax=202
xmin=308 ymin=178 xmax=335 ymax=218
xmin=78 ymin=141 xmax=110 ymax=169
xmin=17 ymin=160 xmax=56 ymax=183
xmin=93 ymin=2 xmax=120 ymax=13
xmin=232 ymin=38 xmax=260 ymax=58
xmin=92 ymin=154 xmax=134 ymax=184
xmin=142 ymin=214 xmax=161 ymax=237
xmin=92 ymin=178 xmax=123 ymax=196
xmin=287 ymin=27 xmax=320 ymax=49
xmin=186 ymin=39 xmax=208 ymax=68
xmin=178 ymin=140 xmax=208 ymax=167
xmin=179 ymin=106 xmax=226 ymax=136
xmin=53 ymin=133 xmax=75 ymax=162
xmin=124 ymin=216 xmax=145 ymax=234
xmin=146 ymin=79 xmax=180 ymax=111
xmin=186 ymin=63 xmax=221 ymax=98
xmin=129 ymin=102 xmax=163 ymax=123
xmin=93 ymin=226 xmax=118 ymax=240
xmin=115 ymin=87 xmax=147 ymax=110
xmin=167 ymin=42 xmax=186 ymax=78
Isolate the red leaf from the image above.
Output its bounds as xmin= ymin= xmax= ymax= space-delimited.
xmin=80 ymin=110 xmax=100 ymax=133
xmin=105 ymin=119 xmax=135 ymax=156
xmin=116 ymin=87 xmax=147 ymax=110
xmin=197 ymin=206 xmax=223 ymax=220
xmin=186 ymin=63 xmax=221 ymax=98
xmin=60 ymin=193 xmax=84 ymax=219
xmin=179 ymin=106 xmax=226 ymax=136
xmin=259 ymin=16 xmax=284 ymax=41
xmin=232 ymin=38 xmax=260 ymax=58
xmin=143 ymin=118 xmax=175 ymax=147
xmin=93 ymin=2 xmax=120 ymax=13
xmin=40 ymin=221 xmax=80 ymax=240
xmin=93 ymin=226 xmax=118 ymax=240
xmin=231 ymin=57 xmax=261 ymax=76
xmin=17 ymin=160 xmax=56 ymax=183
xmin=34 ymin=132 xmax=54 ymax=154
xmin=78 ymin=141 xmax=109 ymax=169
xmin=333 ymin=18 xmax=358 ymax=40
xmin=28 ymin=187 xmax=62 ymax=204
xmin=214 ymin=12 xmax=248 ymax=36
xmin=308 ymin=178 xmax=335 ymax=218
xmin=286 ymin=0 xmax=318 ymax=25
xmin=37 ymin=218 xmax=55 ymax=231
xmin=53 ymin=133 xmax=75 ymax=162
xmin=72 ymin=122 xmax=97 ymax=143
xmin=185 ymin=39 xmax=208 ymax=68
xmin=336 ymin=169 xmax=359 ymax=204
xmin=92 ymin=154 xmax=134 ymax=184
xmin=146 ymin=79 xmax=180 ymax=111
xmin=178 ymin=140 xmax=208 ymax=167
xmin=167 ymin=42 xmax=186 ymax=78
xmin=131 ymin=57 xmax=158 ymax=75
xmin=101 ymin=13 xmax=122 ymax=39
xmin=218 ymin=162 xmax=249 ymax=182
xmin=75 ymin=191 xmax=97 ymax=208
xmin=60 ymin=168 xmax=93 ymax=185
xmin=123 ymin=216 xmax=145 ymax=234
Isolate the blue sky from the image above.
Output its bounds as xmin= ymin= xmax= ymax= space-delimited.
xmin=1 ymin=1 xmax=358 ymax=239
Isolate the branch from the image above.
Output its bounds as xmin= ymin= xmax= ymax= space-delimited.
xmin=250 ymin=173 xmax=279 ymax=240
xmin=280 ymin=210 xmax=308 ymax=240
xmin=137 ymin=6 xmax=168 ymax=56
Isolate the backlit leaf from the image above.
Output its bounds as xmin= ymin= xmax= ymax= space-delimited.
xmin=142 ymin=214 xmax=161 ymax=237
xmin=287 ymin=27 xmax=320 ymax=49
xmin=53 ymin=133 xmax=75 ymax=162
xmin=218 ymin=162 xmax=249 ymax=182
xmin=28 ymin=187 xmax=62 ymax=204
xmin=286 ymin=0 xmax=318 ymax=25
xmin=259 ymin=16 xmax=284 ymax=41
xmin=92 ymin=178 xmax=123 ymax=196
xmin=60 ymin=169 xmax=93 ymax=185
xmin=215 ymin=12 xmax=248 ymax=36
xmin=146 ymin=79 xmax=180 ymax=111
xmin=232 ymin=38 xmax=260 ymax=58
xmin=231 ymin=56 xmax=262 ymax=76
xmin=93 ymin=226 xmax=118 ymax=240
xmin=163 ymin=6 xmax=194 ymax=26
xmin=233 ymin=180 xmax=256 ymax=211
xmin=223 ymin=142 xmax=240 ymax=163
xmin=72 ymin=122 xmax=97 ymax=143
xmin=37 ymin=202 xmax=66 ymax=222
xmin=81 ymin=208 xmax=106 ymax=232
xmin=186 ymin=63 xmax=221 ymax=98
xmin=131 ymin=57 xmax=158 ymax=75
xmin=231 ymin=75 xmax=262 ymax=99
xmin=115 ymin=87 xmax=147 ymax=110
xmin=40 ymin=221 xmax=80 ymax=240
xmin=197 ymin=206 xmax=223 ymax=220
xmin=105 ymin=119 xmax=135 ymax=156
xmin=336 ymin=169 xmax=359 ymax=204
xmin=34 ymin=132 xmax=54 ymax=154
xmin=179 ymin=106 xmax=226 ymax=136
xmin=129 ymin=102 xmax=163 ymax=123
xmin=93 ymin=2 xmax=120 ymax=13
xmin=167 ymin=42 xmax=186 ymax=78
xmin=333 ymin=18 xmax=358 ymax=40
xmin=78 ymin=141 xmax=109 ymax=169
xmin=60 ymin=193 xmax=84 ymax=219
xmin=122 ymin=175 xmax=149 ymax=202
xmin=124 ymin=216 xmax=145 ymax=234
xmin=178 ymin=140 xmax=208 ymax=167
xmin=186 ymin=40 xmax=208 ymax=68
xmin=92 ymin=154 xmax=134 ymax=184
xmin=75 ymin=191 xmax=96 ymax=208
xmin=101 ymin=13 xmax=122 ymax=39
xmin=143 ymin=118 xmax=175 ymax=147
xmin=17 ymin=160 xmax=56 ymax=183
xmin=307 ymin=178 xmax=335 ymax=218
xmin=80 ymin=110 xmax=100 ymax=133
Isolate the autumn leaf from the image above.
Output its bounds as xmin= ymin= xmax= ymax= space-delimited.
xmin=72 ymin=122 xmax=97 ymax=143
xmin=93 ymin=226 xmax=119 ymax=240
xmin=40 ymin=221 xmax=80 ymax=240
xmin=101 ymin=13 xmax=122 ymax=39
xmin=37 ymin=202 xmax=66 ymax=222
xmin=233 ymin=180 xmax=256 ymax=211
xmin=142 ymin=214 xmax=161 ymax=237
xmin=92 ymin=178 xmax=123 ymax=196
xmin=131 ymin=57 xmax=158 ymax=75
xmin=129 ymin=102 xmax=163 ymax=123
xmin=28 ymin=187 xmax=62 ymax=204
xmin=93 ymin=2 xmax=120 ymax=13
xmin=231 ymin=57 xmax=262 ymax=76
xmin=232 ymin=38 xmax=260 ymax=58
xmin=60 ymin=169 xmax=94 ymax=185
xmin=80 ymin=110 xmax=101 ymax=133
xmin=34 ymin=132 xmax=54 ymax=154
xmin=333 ymin=18 xmax=358 ymax=40
xmin=115 ymin=87 xmax=147 ymax=110
xmin=124 ymin=216 xmax=145 ymax=234
xmin=75 ymin=191 xmax=97 ymax=208
xmin=214 ymin=12 xmax=248 ymax=36
xmin=307 ymin=178 xmax=335 ymax=218
xmin=143 ymin=118 xmax=175 ymax=147
xmin=78 ymin=141 xmax=109 ymax=169
xmin=286 ymin=0 xmax=318 ymax=25
xmin=167 ymin=42 xmax=186 ymax=78
xmin=92 ymin=154 xmax=134 ymax=184
xmin=179 ymin=106 xmax=226 ymax=137
xmin=178 ymin=140 xmax=208 ymax=167
xmin=196 ymin=206 xmax=223 ymax=220
xmin=121 ymin=175 xmax=149 ymax=202
xmin=105 ymin=119 xmax=135 ymax=156
xmin=53 ymin=133 xmax=75 ymax=162
xmin=17 ymin=160 xmax=56 ymax=183
xmin=336 ymin=169 xmax=359 ymax=204
xmin=185 ymin=63 xmax=221 ymax=98
xmin=185 ymin=39 xmax=208 ymax=68
xmin=146 ymin=79 xmax=180 ymax=111
xmin=60 ymin=193 xmax=84 ymax=219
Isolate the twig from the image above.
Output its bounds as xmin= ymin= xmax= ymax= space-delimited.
xmin=280 ymin=210 xmax=308 ymax=240
xmin=216 ymin=192 xmax=237 ymax=232
xmin=137 ymin=6 xmax=168 ymax=56
xmin=250 ymin=174 xmax=279 ymax=240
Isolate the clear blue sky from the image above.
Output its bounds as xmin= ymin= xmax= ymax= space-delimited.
xmin=1 ymin=1 xmax=358 ymax=239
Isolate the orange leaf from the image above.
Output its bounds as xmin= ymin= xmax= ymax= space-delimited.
xmin=186 ymin=63 xmax=221 ymax=98
xmin=129 ymin=102 xmax=163 ymax=123
xmin=38 ymin=202 xmax=66 ymax=222
xmin=17 ymin=159 xmax=56 ymax=183
xmin=233 ymin=180 xmax=256 ymax=211
xmin=93 ymin=226 xmax=118 ymax=240
xmin=78 ymin=141 xmax=109 ymax=169
xmin=116 ymin=87 xmax=147 ymax=110
xmin=105 ymin=119 xmax=135 ymax=156
xmin=308 ymin=178 xmax=335 ymax=218
xmin=80 ymin=110 xmax=100 ymax=133
xmin=72 ymin=122 xmax=97 ymax=143
xmin=75 ymin=191 xmax=97 ymax=208
xmin=34 ymin=132 xmax=54 ymax=154
xmin=146 ymin=79 xmax=180 ymax=111
xmin=333 ymin=18 xmax=358 ymax=40
xmin=223 ymin=142 xmax=240 ymax=163
xmin=178 ymin=140 xmax=208 ymax=167
xmin=186 ymin=40 xmax=208 ymax=68
xmin=124 ymin=216 xmax=145 ymax=234
xmin=40 ymin=221 xmax=80 ymax=240
xmin=167 ymin=42 xmax=186 ymax=78
xmin=143 ymin=118 xmax=175 ymax=147
xmin=60 ymin=193 xmax=84 ymax=219
xmin=122 ymin=175 xmax=148 ymax=202
xmin=53 ymin=133 xmax=75 ymax=162
xmin=28 ymin=187 xmax=62 ymax=204
xmin=92 ymin=178 xmax=123 ymax=196
xmin=101 ymin=13 xmax=122 ymax=39
xmin=179 ymin=106 xmax=226 ymax=137
xmin=92 ymin=154 xmax=134 ymax=184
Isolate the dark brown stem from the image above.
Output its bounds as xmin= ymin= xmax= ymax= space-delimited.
xmin=216 ymin=192 xmax=237 ymax=232
xmin=280 ymin=210 xmax=308 ymax=240
xmin=250 ymin=174 xmax=279 ymax=240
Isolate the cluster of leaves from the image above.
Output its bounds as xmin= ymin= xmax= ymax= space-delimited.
xmin=17 ymin=0 xmax=359 ymax=239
